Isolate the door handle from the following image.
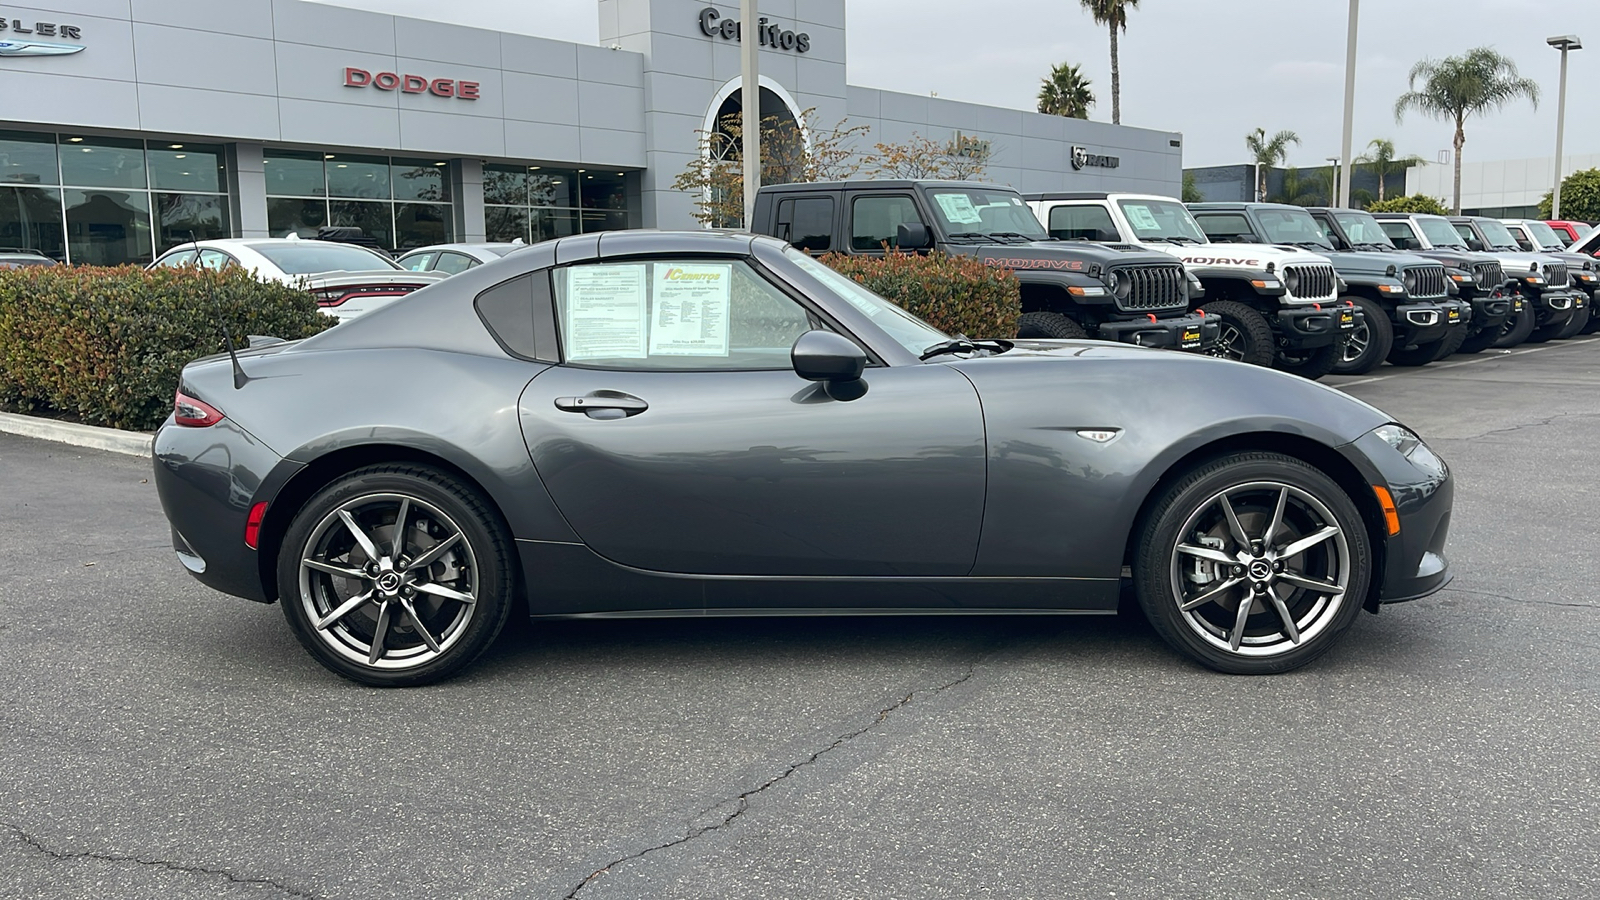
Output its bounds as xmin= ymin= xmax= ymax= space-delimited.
xmin=554 ymin=393 xmax=649 ymax=419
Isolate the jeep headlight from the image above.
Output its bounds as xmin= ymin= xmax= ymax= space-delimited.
xmin=1283 ymin=268 xmax=1300 ymax=294
xmin=1106 ymin=270 xmax=1131 ymax=300
xmin=1402 ymin=269 xmax=1418 ymax=292
xmin=1374 ymin=424 xmax=1446 ymax=479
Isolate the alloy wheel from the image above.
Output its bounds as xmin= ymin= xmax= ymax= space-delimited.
xmin=1208 ymin=323 xmax=1245 ymax=361
xmin=1341 ymin=322 xmax=1370 ymax=364
xmin=1168 ymin=481 xmax=1350 ymax=657
xmin=297 ymin=492 xmax=479 ymax=671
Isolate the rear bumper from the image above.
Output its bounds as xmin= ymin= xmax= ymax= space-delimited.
xmin=1095 ymin=312 xmax=1219 ymax=351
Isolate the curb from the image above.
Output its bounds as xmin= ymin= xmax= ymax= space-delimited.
xmin=0 ymin=411 xmax=152 ymax=458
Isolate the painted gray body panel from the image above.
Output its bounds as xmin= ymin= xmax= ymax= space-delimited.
xmin=153 ymin=230 xmax=1447 ymax=619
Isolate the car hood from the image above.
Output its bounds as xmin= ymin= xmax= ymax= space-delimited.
xmin=1321 ymin=249 xmax=1437 ymax=276
xmin=945 ymin=241 xmax=1181 ymax=268
xmin=1165 ymin=241 xmax=1334 ymax=270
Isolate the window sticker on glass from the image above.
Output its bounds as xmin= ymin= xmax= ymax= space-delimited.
xmin=934 ymin=193 xmax=983 ymax=225
xmin=1124 ymin=204 xmax=1161 ymax=232
xmin=649 ymin=264 xmax=731 ymax=356
xmin=565 ymin=265 xmax=647 ymax=359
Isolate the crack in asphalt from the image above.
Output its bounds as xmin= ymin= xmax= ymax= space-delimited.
xmin=2 ymin=822 xmax=320 ymax=899
xmin=1441 ymin=587 xmax=1598 ymax=609
xmin=1451 ymin=411 xmax=1600 ymax=442
xmin=562 ymin=663 xmax=981 ymax=899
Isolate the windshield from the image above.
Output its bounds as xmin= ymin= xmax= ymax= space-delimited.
xmin=1524 ymin=221 xmax=1566 ymax=251
xmin=1473 ymin=219 xmax=1521 ymax=250
xmin=925 ymin=188 xmax=1049 ymax=240
xmin=1255 ymin=207 xmax=1336 ymax=250
xmin=1117 ymin=198 xmax=1207 ymax=242
xmin=1333 ymin=212 xmax=1395 ymax=248
xmin=781 ymin=246 xmax=949 ymax=356
xmin=1417 ymin=217 xmax=1466 ymax=248
xmin=246 ymin=242 xmax=400 ymax=274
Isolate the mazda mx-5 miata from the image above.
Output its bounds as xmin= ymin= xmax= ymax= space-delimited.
xmin=154 ymin=231 xmax=1453 ymax=686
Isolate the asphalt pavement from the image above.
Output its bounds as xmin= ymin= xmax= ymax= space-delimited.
xmin=3 ymin=336 xmax=1598 ymax=900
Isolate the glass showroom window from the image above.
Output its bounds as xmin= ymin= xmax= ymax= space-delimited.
xmin=265 ymin=151 xmax=452 ymax=251
xmin=0 ymin=130 xmax=229 ymax=265
xmin=483 ymin=164 xmax=630 ymax=244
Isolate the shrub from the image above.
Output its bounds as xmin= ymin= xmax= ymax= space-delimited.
xmin=1366 ymin=193 xmax=1450 ymax=215
xmin=819 ymin=251 xmax=1021 ymax=339
xmin=0 ymin=265 xmax=334 ymax=431
xmin=1538 ymin=168 xmax=1600 ymax=221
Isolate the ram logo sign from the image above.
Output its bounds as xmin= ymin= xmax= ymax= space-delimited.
xmin=1070 ymin=146 xmax=1121 ymax=171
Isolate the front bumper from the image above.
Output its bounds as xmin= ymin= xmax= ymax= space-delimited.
xmin=1526 ymin=287 xmax=1577 ymax=327
xmin=1391 ymin=300 xmax=1451 ymax=344
xmin=1466 ymin=292 xmax=1512 ymax=333
xmin=1274 ymin=304 xmax=1358 ymax=349
xmin=1342 ymin=429 xmax=1453 ymax=608
xmin=1095 ymin=311 xmax=1220 ymax=352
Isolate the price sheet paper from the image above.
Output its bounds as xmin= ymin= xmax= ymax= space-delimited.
xmin=649 ymin=264 xmax=731 ymax=356
xmin=565 ymin=265 xmax=647 ymax=359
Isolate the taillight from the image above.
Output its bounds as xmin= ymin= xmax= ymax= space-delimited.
xmin=173 ymin=390 xmax=224 ymax=427
xmin=244 ymin=501 xmax=268 ymax=549
xmin=313 ymin=284 xmax=421 ymax=307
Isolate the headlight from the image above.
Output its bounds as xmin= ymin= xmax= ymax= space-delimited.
xmin=1374 ymin=424 xmax=1446 ymax=478
xmin=1284 ymin=268 xmax=1300 ymax=294
xmin=1402 ymin=269 xmax=1417 ymax=292
xmin=1106 ymin=270 xmax=1131 ymax=300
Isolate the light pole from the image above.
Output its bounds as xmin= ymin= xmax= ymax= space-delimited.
xmin=1338 ymin=0 xmax=1359 ymax=208
xmin=1327 ymin=156 xmax=1342 ymax=207
xmin=741 ymin=0 xmax=760 ymax=229
xmin=1547 ymin=34 xmax=1582 ymax=220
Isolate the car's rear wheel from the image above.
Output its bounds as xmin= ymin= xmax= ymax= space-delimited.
xmin=1015 ymin=310 xmax=1088 ymax=340
xmin=1133 ymin=452 xmax=1371 ymax=674
xmin=277 ymin=465 xmax=514 ymax=687
xmin=1199 ymin=301 xmax=1275 ymax=367
xmin=1331 ymin=296 xmax=1393 ymax=375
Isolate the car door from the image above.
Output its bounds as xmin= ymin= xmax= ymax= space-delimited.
xmin=518 ymin=254 xmax=987 ymax=588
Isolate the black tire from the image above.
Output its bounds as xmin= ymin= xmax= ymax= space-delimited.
xmin=1133 ymin=452 xmax=1372 ymax=675
xmin=1555 ymin=302 xmax=1591 ymax=339
xmin=277 ymin=464 xmax=515 ymax=687
xmin=1493 ymin=303 xmax=1537 ymax=347
xmin=1583 ymin=300 xmax=1600 ymax=334
xmin=1015 ymin=310 xmax=1088 ymax=340
xmin=1526 ymin=306 xmax=1568 ymax=343
xmin=1273 ymin=341 xmax=1342 ymax=380
xmin=1331 ymin=296 xmax=1394 ymax=375
xmin=1199 ymin=300 xmax=1275 ymax=367
xmin=1455 ymin=322 xmax=1502 ymax=354
xmin=1431 ymin=322 xmax=1469 ymax=360
xmin=1386 ymin=326 xmax=1458 ymax=367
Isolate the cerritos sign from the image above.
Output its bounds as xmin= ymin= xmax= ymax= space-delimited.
xmin=0 ymin=16 xmax=85 ymax=56
xmin=697 ymin=7 xmax=810 ymax=53
xmin=1071 ymin=146 xmax=1120 ymax=170
xmin=343 ymin=67 xmax=480 ymax=100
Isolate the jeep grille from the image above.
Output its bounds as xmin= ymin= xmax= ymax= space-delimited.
xmin=1546 ymin=263 xmax=1568 ymax=287
xmin=1405 ymin=265 xmax=1447 ymax=300
xmin=1471 ymin=261 xmax=1504 ymax=287
xmin=1285 ymin=264 xmax=1337 ymax=302
xmin=1110 ymin=263 xmax=1187 ymax=312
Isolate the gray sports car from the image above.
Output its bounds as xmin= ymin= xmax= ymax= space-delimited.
xmin=154 ymin=231 xmax=1453 ymax=686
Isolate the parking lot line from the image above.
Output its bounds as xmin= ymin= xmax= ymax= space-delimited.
xmin=1333 ymin=334 xmax=1600 ymax=388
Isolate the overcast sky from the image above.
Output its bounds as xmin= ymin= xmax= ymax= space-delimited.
xmin=318 ymin=0 xmax=1597 ymax=170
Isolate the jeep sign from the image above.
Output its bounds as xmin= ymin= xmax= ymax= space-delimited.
xmin=1071 ymin=146 xmax=1120 ymax=170
xmin=344 ymin=67 xmax=480 ymax=100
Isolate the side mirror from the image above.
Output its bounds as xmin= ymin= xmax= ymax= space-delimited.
xmin=791 ymin=331 xmax=867 ymax=399
xmin=895 ymin=222 xmax=933 ymax=251
xmin=1466 ymin=237 xmax=1484 ymax=251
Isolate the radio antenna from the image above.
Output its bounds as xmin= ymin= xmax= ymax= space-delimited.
xmin=190 ymin=231 xmax=249 ymax=389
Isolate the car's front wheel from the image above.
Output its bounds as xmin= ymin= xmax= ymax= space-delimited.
xmin=1133 ymin=452 xmax=1372 ymax=674
xmin=277 ymin=465 xmax=515 ymax=687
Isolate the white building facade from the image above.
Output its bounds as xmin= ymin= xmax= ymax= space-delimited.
xmin=1405 ymin=152 xmax=1600 ymax=218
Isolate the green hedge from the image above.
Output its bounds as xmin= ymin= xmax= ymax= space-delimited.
xmin=820 ymin=251 xmax=1022 ymax=339
xmin=1366 ymin=194 xmax=1450 ymax=215
xmin=0 ymin=265 xmax=334 ymax=431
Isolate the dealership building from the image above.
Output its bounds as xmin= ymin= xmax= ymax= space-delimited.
xmin=1 ymin=0 xmax=1183 ymax=266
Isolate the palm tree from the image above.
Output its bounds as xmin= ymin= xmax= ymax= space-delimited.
xmin=1394 ymin=47 xmax=1540 ymax=214
xmin=1245 ymin=128 xmax=1300 ymax=202
xmin=1079 ymin=0 xmax=1139 ymax=125
xmin=1037 ymin=62 xmax=1096 ymax=118
xmin=1271 ymin=168 xmax=1323 ymax=207
xmin=1355 ymin=138 xmax=1426 ymax=202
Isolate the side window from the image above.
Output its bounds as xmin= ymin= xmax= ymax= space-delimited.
xmin=776 ymin=197 xmax=833 ymax=253
xmin=1379 ymin=222 xmax=1416 ymax=250
xmin=1509 ymin=228 xmax=1533 ymax=251
xmin=554 ymin=259 xmax=816 ymax=370
xmin=434 ymin=252 xmax=477 ymax=275
xmin=197 ymin=249 xmax=235 ymax=270
xmin=850 ymin=195 xmax=922 ymax=251
xmin=1193 ymin=213 xmax=1255 ymax=243
xmin=1047 ymin=205 xmax=1118 ymax=242
xmin=154 ymin=249 xmax=198 ymax=268
xmin=401 ymin=252 xmax=437 ymax=272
